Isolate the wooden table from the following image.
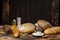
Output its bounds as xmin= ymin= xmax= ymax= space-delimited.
xmin=0 ymin=25 xmax=60 ymax=40
xmin=0 ymin=34 xmax=60 ymax=40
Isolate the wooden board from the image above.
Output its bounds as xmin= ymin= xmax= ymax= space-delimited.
xmin=0 ymin=34 xmax=60 ymax=40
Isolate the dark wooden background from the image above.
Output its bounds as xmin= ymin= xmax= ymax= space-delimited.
xmin=0 ymin=0 xmax=2 ymax=25
xmin=2 ymin=0 xmax=59 ymax=26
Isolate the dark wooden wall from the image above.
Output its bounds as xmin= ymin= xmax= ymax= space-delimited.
xmin=0 ymin=0 xmax=2 ymax=25
xmin=51 ymin=0 xmax=59 ymax=26
xmin=2 ymin=0 xmax=9 ymax=24
xmin=9 ymin=0 xmax=51 ymax=23
xmin=2 ymin=0 xmax=59 ymax=26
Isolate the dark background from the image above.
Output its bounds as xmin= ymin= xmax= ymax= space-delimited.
xmin=2 ymin=0 xmax=59 ymax=26
xmin=0 ymin=0 xmax=2 ymax=25
xmin=9 ymin=0 xmax=51 ymax=24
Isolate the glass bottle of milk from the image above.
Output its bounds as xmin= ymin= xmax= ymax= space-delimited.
xmin=17 ymin=17 xmax=21 ymax=31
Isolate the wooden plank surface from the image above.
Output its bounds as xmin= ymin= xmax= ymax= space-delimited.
xmin=0 ymin=25 xmax=60 ymax=40
xmin=0 ymin=34 xmax=60 ymax=40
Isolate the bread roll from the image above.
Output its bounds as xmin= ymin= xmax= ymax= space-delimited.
xmin=0 ymin=25 xmax=12 ymax=35
xmin=20 ymin=23 xmax=35 ymax=33
xmin=12 ymin=25 xmax=20 ymax=38
xmin=13 ymin=28 xmax=20 ymax=38
xmin=44 ymin=27 xmax=60 ymax=35
xmin=0 ymin=29 xmax=5 ymax=35
xmin=37 ymin=20 xmax=52 ymax=30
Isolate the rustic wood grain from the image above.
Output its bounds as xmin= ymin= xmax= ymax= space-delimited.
xmin=2 ymin=0 xmax=9 ymax=24
xmin=51 ymin=0 xmax=59 ymax=26
xmin=0 ymin=34 xmax=60 ymax=40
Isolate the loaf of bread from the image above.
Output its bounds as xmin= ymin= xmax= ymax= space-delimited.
xmin=44 ymin=27 xmax=60 ymax=35
xmin=0 ymin=25 xmax=12 ymax=35
xmin=36 ymin=20 xmax=52 ymax=30
xmin=19 ymin=23 xmax=35 ymax=33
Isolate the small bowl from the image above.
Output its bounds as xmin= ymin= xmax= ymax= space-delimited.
xmin=32 ymin=31 xmax=44 ymax=36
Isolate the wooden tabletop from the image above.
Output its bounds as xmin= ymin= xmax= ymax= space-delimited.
xmin=0 ymin=25 xmax=60 ymax=40
xmin=0 ymin=34 xmax=60 ymax=40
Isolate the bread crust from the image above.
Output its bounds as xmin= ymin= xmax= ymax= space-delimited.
xmin=44 ymin=27 xmax=60 ymax=35
xmin=20 ymin=23 xmax=35 ymax=33
xmin=37 ymin=20 xmax=52 ymax=30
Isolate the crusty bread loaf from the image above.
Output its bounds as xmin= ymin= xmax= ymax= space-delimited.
xmin=20 ymin=23 xmax=35 ymax=33
xmin=37 ymin=20 xmax=52 ymax=30
xmin=44 ymin=27 xmax=60 ymax=35
xmin=0 ymin=25 xmax=12 ymax=35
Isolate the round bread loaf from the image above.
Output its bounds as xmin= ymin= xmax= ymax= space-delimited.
xmin=19 ymin=23 xmax=35 ymax=33
xmin=37 ymin=20 xmax=52 ymax=30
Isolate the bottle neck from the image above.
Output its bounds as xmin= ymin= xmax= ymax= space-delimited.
xmin=12 ymin=19 xmax=16 ymax=25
